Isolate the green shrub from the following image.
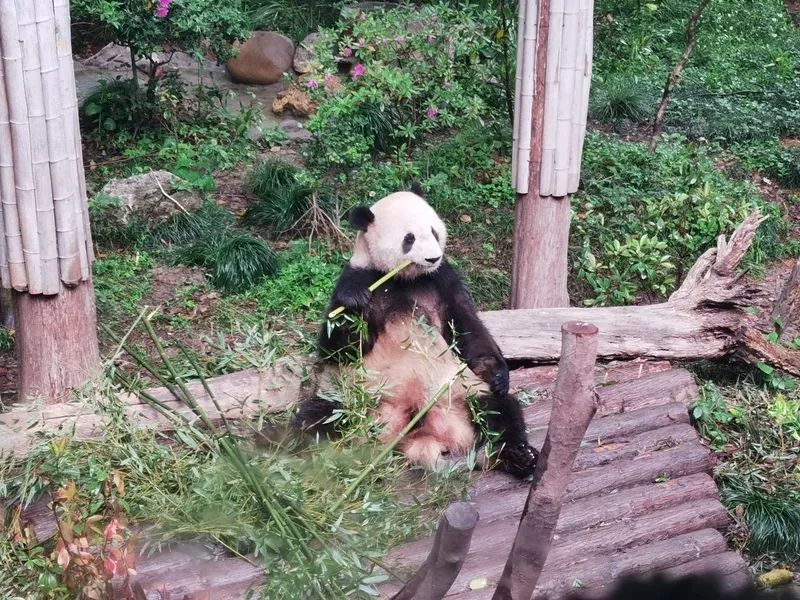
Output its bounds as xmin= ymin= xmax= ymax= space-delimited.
xmin=243 ymin=0 xmax=343 ymax=41
xmin=245 ymin=160 xmax=337 ymax=236
xmin=573 ymin=133 xmax=786 ymax=305
xmin=207 ymin=235 xmax=280 ymax=293
xmin=589 ymin=74 xmax=655 ymax=124
xmin=71 ymin=0 xmax=249 ymax=80
xmin=237 ymin=242 xmax=342 ymax=319
xmin=93 ymin=252 xmax=154 ymax=320
xmin=304 ymin=3 xmax=508 ymax=169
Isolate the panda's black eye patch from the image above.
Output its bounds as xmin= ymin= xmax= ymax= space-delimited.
xmin=402 ymin=233 xmax=415 ymax=253
xmin=431 ymin=227 xmax=440 ymax=242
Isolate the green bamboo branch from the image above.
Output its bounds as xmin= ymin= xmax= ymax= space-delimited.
xmin=328 ymin=260 xmax=412 ymax=319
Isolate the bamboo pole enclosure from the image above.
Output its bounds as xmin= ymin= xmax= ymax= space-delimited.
xmin=1 ymin=0 xmax=100 ymax=402
xmin=0 ymin=0 xmax=91 ymax=295
xmin=511 ymin=0 xmax=593 ymax=308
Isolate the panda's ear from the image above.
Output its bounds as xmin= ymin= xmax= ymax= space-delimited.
xmin=410 ymin=181 xmax=425 ymax=197
xmin=348 ymin=205 xmax=375 ymax=231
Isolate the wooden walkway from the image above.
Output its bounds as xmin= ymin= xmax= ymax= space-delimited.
xmin=379 ymin=363 xmax=748 ymax=599
xmin=9 ymin=362 xmax=747 ymax=599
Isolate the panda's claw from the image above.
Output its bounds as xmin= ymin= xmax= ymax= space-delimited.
xmin=337 ymin=287 xmax=372 ymax=313
xmin=498 ymin=443 xmax=539 ymax=479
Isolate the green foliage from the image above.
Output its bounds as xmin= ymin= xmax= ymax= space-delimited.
xmin=87 ymin=193 xmax=150 ymax=249
xmin=71 ymin=0 xmax=249 ymax=75
xmin=589 ymin=74 xmax=655 ymax=124
xmin=722 ymin=481 xmax=800 ymax=558
xmin=245 ymin=160 xmax=336 ymax=235
xmin=184 ymin=234 xmax=279 ymax=293
xmin=236 ymin=242 xmax=342 ymax=320
xmin=243 ymin=0 xmax=343 ymax=41
xmin=573 ymin=133 xmax=785 ymax=305
xmin=92 ymin=252 xmax=154 ymax=320
xmin=305 ymin=3 xmax=508 ymax=169
xmin=0 ymin=326 xmax=14 ymax=354
xmin=730 ymin=141 xmax=800 ymax=188
xmin=694 ymin=380 xmax=800 ymax=561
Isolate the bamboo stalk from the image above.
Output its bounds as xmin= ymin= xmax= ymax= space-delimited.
xmin=0 ymin=36 xmax=23 ymax=289
xmin=34 ymin=0 xmax=81 ymax=285
xmin=574 ymin=0 xmax=593 ymax=191
xmin=15 ymin=0 xmax=59 ymax=295
xmin=53 ymin=0 xmax=92 ymax=277
xmin=538 ymin=0 xmax=565 ymax=197
xmin=0 ymin=0 xmax=43 ymax=294
xmin=567 ymin=0 xmax=592 ymax=191
xmin=553 ymin=1 xmax=579 ymax=197
xmin=514 ymin=0 xmax=539 ymax=193
xmin=511 ymin=0 xmax=526 ymax=187
xmin=327 ymin=260 xmax=412 ymax=319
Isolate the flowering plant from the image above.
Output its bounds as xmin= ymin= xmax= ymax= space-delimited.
xmin=304 ymin=4 xmax=507 ymax=169
xmin=71 ymin=0 xmax=249 ymax=81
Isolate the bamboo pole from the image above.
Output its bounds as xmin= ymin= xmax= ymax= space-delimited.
xmin=568 ymin=0 xmax=593 ymax=190
xmin=538 ymin=0 xmax=564 ymax=197
xmin=511 ymin=0 xmax=526 ymax=187
xmin=513 ymin=0 xmax=539 ymax=193
xmin=0 ymin=42 xmax=22 ymax=288
xmin=553 ymin=1 xmax=579 ymax=196
xmin=15 ymin=0 xmax=60 ymax=294
xmin=0 ymin=0 xmax=43 ymax=294
xmin=492 ymin=322 xmax=599 ymax=600
xmin=34 ymin=0 xmax=81 ymax=284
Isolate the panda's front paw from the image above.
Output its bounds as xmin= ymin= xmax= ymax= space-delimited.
xmin=498 ymin=443 xmax=538 ymax=479
xmin=336 ymin=285 xmax=372 ymax=313
xmin=489 ymin=360 xmax=510 ymax=397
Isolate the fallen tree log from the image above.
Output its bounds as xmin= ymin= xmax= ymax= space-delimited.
xmin=481 ymin=212 xmax=800 ymax=375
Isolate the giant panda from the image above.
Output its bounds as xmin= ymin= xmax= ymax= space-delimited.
xmin=294 ymin=185 xmax=538 ymax=478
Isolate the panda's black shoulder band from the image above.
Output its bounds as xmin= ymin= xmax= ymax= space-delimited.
xmin=348 ymin=205 xmax=374 ymax=231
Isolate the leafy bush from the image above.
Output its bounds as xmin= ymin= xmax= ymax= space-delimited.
xmin=572 ymin=133 xmax=786 ymax=305
xmin=93 ymin=252 xmax=154 ymax=320
xmin=71 ymin=0 xmax=249 ymax=80
xmin=304 ymin=3 xmax=508 ymax=169
xmin=730 ymin=141 xmax=800 ymax=188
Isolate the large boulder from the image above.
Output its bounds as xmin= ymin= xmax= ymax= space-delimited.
xmin=293 ymin=33 xmax=319 ymax=75
xmin=98 ymin=171 xmax=203 ymax=228
xmin=227 ymin=31 xmax=294 ymax=85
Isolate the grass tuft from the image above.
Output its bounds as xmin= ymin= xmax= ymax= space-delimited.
xmin=589 ymin=75 xmax=654 ymax=124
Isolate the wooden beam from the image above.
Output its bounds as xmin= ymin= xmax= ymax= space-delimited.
xmin=493 ymin=322 xmax=599 ymax=599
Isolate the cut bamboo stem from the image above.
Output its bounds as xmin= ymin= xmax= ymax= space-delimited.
xmin=514 ymin=0 xmax=539 ymax=193
xmin=538 ymin=0 xmax=564 ymax=197
xmin=553 ymin=1 xmax=579 ymax=196
xmin=511 ymin=0 xmax=527 ymax=187
xmin=492 ymin=321 xmax=599 ymax=600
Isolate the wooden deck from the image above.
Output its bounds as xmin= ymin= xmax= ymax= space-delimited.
xmin=10 ymin=363 xmax=747 ymax=599
xmin=379 ymin=365 xmax=748 ymax=599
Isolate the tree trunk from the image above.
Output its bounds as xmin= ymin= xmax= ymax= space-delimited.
xmin=14 ymin=281 xmax=100 ymax=402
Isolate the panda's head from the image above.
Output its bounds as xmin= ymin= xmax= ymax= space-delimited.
xmin=348 ymin=187 xmax=447 ymax=278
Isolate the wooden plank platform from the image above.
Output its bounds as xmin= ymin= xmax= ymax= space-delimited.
xmin=379 ymin=367 xmax=748 ymax=599
xmin=8 ymin=364 xmax=747 ymax=599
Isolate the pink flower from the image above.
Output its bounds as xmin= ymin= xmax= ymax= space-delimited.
xmin=394 ymin=36 xmax=405 ymax=45
xmin=306 ymin=79 xmax=319 ymax=89
xmin=103 ymin=518 xmax=119 ymax=542
xmin=155 ymin=0 xmax=172 ymax=18
xmin=351 ymin=63 xmax=365 ymax=81
xmin=426 ymin=35 xmax=435 ymax=43
xmin=426 ymin=106 xmax=439 ymax=119
xmin=442 ymin=81 xmax=451 ymax=89
xmin=358 ymin=11 xmax=367 ymax=21
xmin=342 ymin=47 xmax=353 ymax=58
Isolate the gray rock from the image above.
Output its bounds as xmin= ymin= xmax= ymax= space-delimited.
xmin=280 ymin=119 xmax=313 ymax=141
xmin=293 ymin=33 xmax=319 ymax=74
xmin=226 ymin=31 xmax=295 ymax=85
xmin=99 ymin=171 xmax=203 ymax=228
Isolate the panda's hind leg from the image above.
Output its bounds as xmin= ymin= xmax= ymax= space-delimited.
xmin=474 ymin=392 xmax=538 ymax=478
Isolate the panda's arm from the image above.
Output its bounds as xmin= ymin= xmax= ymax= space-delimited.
xmin=317 ymin=264 xmax=379 ymax=361
xmin=436 ymin=261 xmax=509 ymax=396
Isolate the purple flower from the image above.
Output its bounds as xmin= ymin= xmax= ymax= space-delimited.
xmin=342 ymin=47 xmax=353 ymax=58
xmin=394 ymin=36 xmax=405 ymax=45
xmin=426 ymin=35 xmax=435 ymax=43
xmin=379 ymin=38 xmax=389 ymax=47
xmin=442 ymin=81 xmax=451 ymax=89
xmin=155 ymin=0 xmax=172 ymax=18
xmin=306 ymin=79 xmax=319 ymax=89
xmin=426 ymin=106 xmax=439 ymax=119
xmin=351 ymin=63 xmax=365 ymax=81
xmin=357 ymin=11 xmax=367 ymax=21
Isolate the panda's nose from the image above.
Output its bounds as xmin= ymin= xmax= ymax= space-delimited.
xmin=425 ymin=256 xmax=441 ymax=264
